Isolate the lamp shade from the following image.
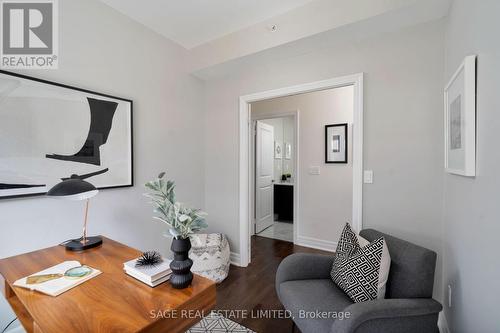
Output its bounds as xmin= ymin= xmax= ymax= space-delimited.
xmin=47 ymin=175 xmax=98 ymax=201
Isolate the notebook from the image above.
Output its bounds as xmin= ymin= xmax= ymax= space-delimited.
xmin=13 ymin=261 xmax=101 ymax=297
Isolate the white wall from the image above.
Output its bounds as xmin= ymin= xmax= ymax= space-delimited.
xmin=252 ymin=87 xmax=353 ymax=247
xmin=0 ymin=0 xmax=204 ymax=324
xmin=203 ymin=20 xmax=445 ymax=298
xmin=259 ymin=117 xmax=295 ymax=181
xmin=442 ymin=1 xmax=500 ymax=332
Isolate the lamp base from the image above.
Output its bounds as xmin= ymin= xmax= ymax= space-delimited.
xmin=65 ymin=236 xmax=103 ymax=251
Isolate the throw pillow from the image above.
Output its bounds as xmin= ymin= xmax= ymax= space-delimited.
xmin=331 ymin=223 xmax=387 ymax=302
xmin=358 ymin=234 xmax=391 ymax=299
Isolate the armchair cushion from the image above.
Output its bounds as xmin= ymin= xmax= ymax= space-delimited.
xmin=279 ymin=279 xmax=353 ymax=333
xmin=275 ymin=253 xmax=334 ymax=297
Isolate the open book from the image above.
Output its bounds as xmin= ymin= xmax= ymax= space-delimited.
xmin=14 ymin=261 xmax=101 ymax=297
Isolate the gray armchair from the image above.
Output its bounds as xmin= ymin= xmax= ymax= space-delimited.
xmin=276 ymin=229 xmax=442 ymax=333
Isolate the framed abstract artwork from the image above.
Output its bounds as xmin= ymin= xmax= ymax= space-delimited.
xmin=325 ymin=123 xmax=347 ymax=163
xmin=444 ymin=55 xmax=476 ymax=176
xmin=0 ymin=70 xmax=133 ymax=199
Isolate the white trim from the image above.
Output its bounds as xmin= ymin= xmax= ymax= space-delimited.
xmin=230 ymin=252 xmax=242 ymax=267
xmin=296 ymin=236 xmax=336 ymax=252
xmin=438 ymin=312 xmax=450 ymax=333
xmin=239 ymin=73 xmax=364 ymax=267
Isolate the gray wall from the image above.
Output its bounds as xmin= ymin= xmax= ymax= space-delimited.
xmin=0 ymin=0 xmax=204 ymax=325
xmin=203 ymin=20 xmax=445 ymax=298
xmin=442 ymin=0 xmax=500 ymax=332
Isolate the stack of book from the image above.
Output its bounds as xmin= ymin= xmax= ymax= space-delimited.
xmin=123 ymin=257 xmax=172 ymax=287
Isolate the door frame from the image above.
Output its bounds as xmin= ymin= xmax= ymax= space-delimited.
xmin=239 ymin=73 xmax=364 ymax=267
xmin=251 ymin=112 xmax=299 ymax=244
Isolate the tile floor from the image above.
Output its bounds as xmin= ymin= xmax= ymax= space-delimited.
xmin=256 ymin=221 xmax=293 ymax=242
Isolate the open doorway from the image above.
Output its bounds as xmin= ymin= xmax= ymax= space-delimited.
xmin=239 ymin=74 xmax=364 ymax=267
xmin=251 ymin=114 xmax=297 ymax=243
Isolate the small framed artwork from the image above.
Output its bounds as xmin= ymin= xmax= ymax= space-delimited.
xmin=444 ymin=55 xmax=476 ymax=176
xmin=275 ymin=141 xmax=283 ymax=159
xmin=284 ymin=143 xmax=292 ymax=160
xmin=325 ymin=123 xmax=347 ymax=163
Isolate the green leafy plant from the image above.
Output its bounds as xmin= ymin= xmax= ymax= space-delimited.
xmin=144 ymin=172 xmax=207 ymax=239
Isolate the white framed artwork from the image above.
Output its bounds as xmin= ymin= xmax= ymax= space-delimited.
xmin=444 ymin=55 xmax=476 ymax=177
xmin=274 ymin=141 xmax=283 ymax=159
xmin=284 ymin=142 xmax=291 ymax=160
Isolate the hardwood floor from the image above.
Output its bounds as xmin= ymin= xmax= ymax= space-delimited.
xmin=215 ymin=235 xmax=331 ymax=333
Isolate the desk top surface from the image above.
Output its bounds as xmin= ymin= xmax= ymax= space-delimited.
xmin=0 ymin=236 xmax=215 ymax=333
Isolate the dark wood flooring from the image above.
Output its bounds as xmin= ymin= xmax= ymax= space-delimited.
xmin=215 ymin=236 xmax=331 ymax=333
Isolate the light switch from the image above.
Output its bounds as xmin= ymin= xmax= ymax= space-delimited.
xmin=364 ymin=170 xmax=373 ymax=184
xmin=308 ymin=166 xmax=320 ymax=175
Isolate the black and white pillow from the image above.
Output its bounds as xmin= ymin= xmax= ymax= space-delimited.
xmin=331 ymin=223 xmax=387 ymax=303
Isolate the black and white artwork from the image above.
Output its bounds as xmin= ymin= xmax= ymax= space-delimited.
xmin=449 ymin=95 xmax=462 ymax=150
xmin=325 ymin=123 xmax=347 ymax=163
xmin=444 ymin=55 xmax=476 ymax=177
xmin=0 ymin=71 xmax=133 ymax=199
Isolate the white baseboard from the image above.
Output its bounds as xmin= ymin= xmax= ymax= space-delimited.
xmin=230 ymin=252 xmax=243 ymax=267
xmin=296 ymin=235 xmax=336 ymax=252
xmin=438 ymin=312 xmax=450 ymax=333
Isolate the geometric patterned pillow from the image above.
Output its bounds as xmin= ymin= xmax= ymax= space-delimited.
xmin=331 ymin=223 xmax=384 ymax=302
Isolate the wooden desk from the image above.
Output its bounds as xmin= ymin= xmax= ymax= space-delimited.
xmin=0 ymin=237 xmax=216 ymax=333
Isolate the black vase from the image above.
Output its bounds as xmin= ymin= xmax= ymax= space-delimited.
xmin=169 ymin=237 xmax=193 ymax=289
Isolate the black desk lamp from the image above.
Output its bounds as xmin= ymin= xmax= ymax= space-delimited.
xmin=47 ymin=169 xmax=107 ymax=251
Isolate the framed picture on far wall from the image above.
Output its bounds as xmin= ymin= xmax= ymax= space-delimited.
xmin=274 ymin=141 xmax=283 ymax=159
xmin=444 ymin=55 xmax=476 ymax=177
xmin=284 ymin=142 xmax=292 ymax=160
xmin=325 ymin=123 xmax=347 ymax=163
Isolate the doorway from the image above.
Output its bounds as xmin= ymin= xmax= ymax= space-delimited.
xmin=239 ymin=74 xmax=364 ymax=267
xmin=252 ymin=114 xmax=297 ymax=243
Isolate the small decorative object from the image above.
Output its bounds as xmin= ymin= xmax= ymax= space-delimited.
xmin=444 ymin=55 xmax=476 ymax=176
xmin=281 ymin=174 xmax=287 ymax=181
xmin=26 ymin=265 xmax=93 ymax=285
xmin=274 ymin=141 xmax=283 ymax=159
xmin=13 ymin=261 xmax=101 ymax=296
xmin=135 ymin=251 xmax=163 ymax=268
xmin=145 ymin=172 xmax=208 ymax=289
xmin=47 ymin=170 xmax=107 ymax=251
xmin=325 ymin=123 xmax=348 ymax=163
xmin=0 ymin=70 xmax=133 ymax=200
xmin=285 ymin=142 xmax=292 ymax=159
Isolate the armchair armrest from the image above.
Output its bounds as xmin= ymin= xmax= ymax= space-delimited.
xmin=276 ymin=253 xmax=334 ymax=298
xmin=331 ymin=298 xmax=443 ymax=333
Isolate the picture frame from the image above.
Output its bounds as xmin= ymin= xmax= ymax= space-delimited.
xmin=0 ymin=70 xmax=133 ymax=199
xmin=444 ymin=55 xmax=476 ymax=176
xmin=325 ymin=123 xmax=347 ymax=163
xmin=274 ymin=141 xmax=283 ymax=159
xmin=284 ymin=142 xmax=292 ymax=160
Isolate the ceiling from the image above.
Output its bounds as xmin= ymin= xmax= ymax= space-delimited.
xmin=99 ymin=0 xmax=316 ymax=49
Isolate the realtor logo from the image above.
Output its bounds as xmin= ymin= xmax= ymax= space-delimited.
xmin=1 ymin=0 xmax=58 ymax=69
